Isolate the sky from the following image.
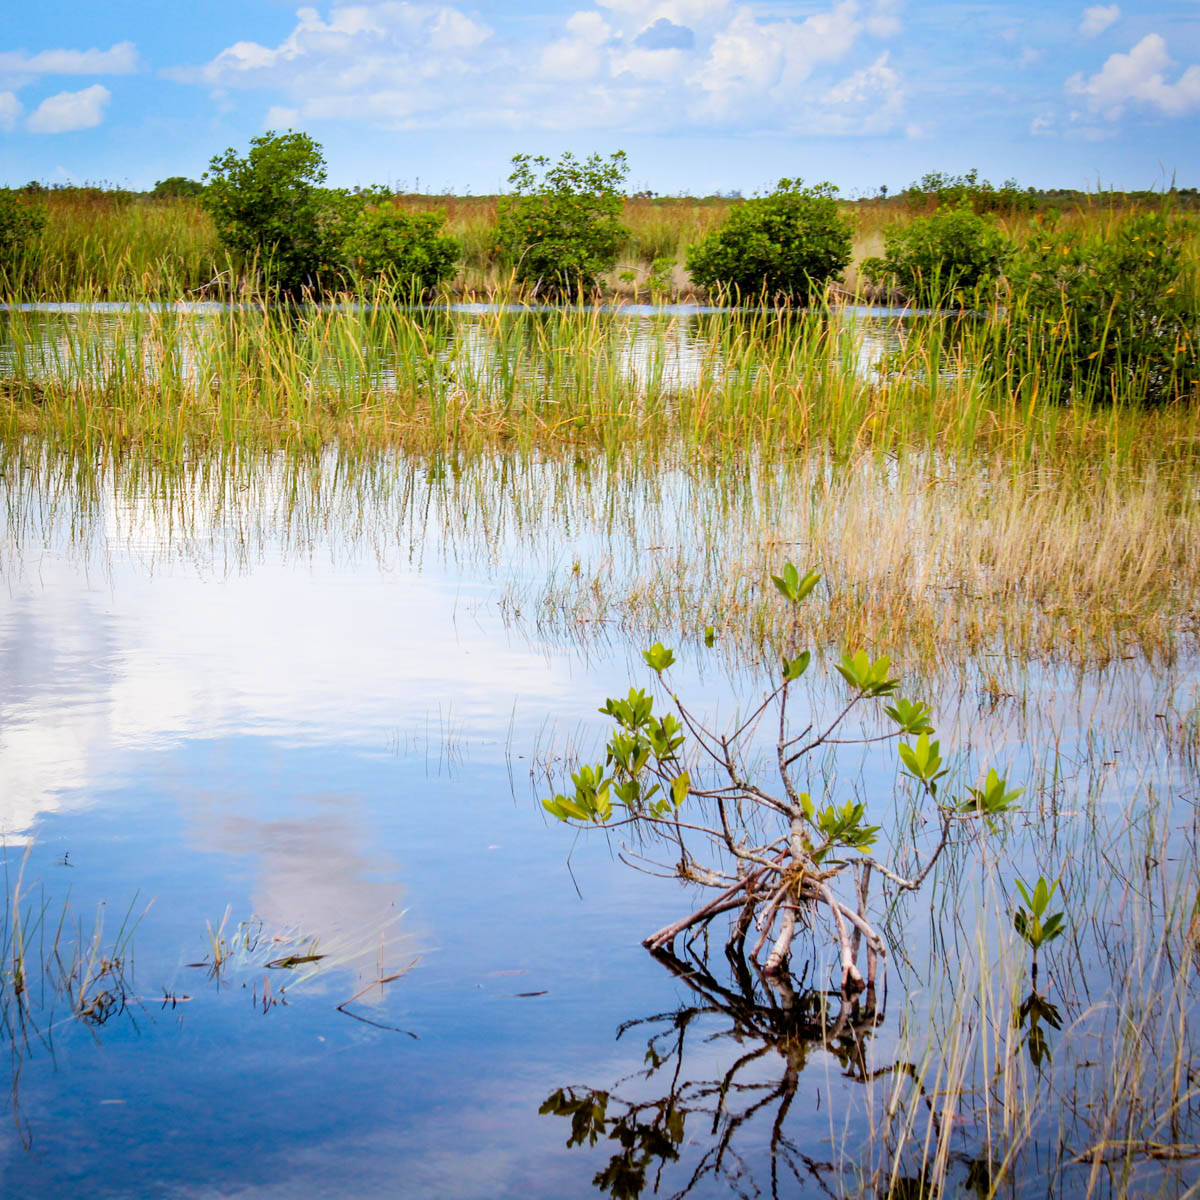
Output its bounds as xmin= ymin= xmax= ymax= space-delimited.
xmin=1 ymin=0 xmax=1197 ymax=196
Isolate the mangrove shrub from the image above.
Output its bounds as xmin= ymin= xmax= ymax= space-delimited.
xmin=1005 ymin=209 xmax=1199 ymax=403
xmin=0 ymin=189 xmax=46 ymax=290
xmin=862 ymin=203 xmax=1012 ymax=305
xmin=542 ymin=565 xmax=1020 ymax=991
xmin=495 ymin=151 xmax=629 ymax=297
xmin=685 ymin=179 xmax=853 ymax=304
xmin=342 ymin=206 xmax=460 ymax=296
xmin=204 ymin=131 xmax=353 ymax=295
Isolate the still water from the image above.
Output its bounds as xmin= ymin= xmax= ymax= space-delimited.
xmin=0 ymin=449 xmax=1197 ymax=1193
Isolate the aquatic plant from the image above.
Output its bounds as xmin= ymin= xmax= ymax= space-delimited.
xmin=542 ymin=565 xmax=1021 ymax=991
xmin=685 ymin=178 xmax=854 ymax=304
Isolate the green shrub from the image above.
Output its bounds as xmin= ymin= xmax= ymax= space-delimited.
xmin=684 ymin=179 xmax=853 ymax=305
xmin=861 ymin=203 xmax=1012 ymax=305
xmin=203 ymin=131 xmax=355 ymax=296
xmin=1005 ymin=209 xmax=1198 ymax=403
xmin=151 ymin=176 xmax=205 ymax=200
xmin=0 ymin=189 xmax=47 ymax=290
xmin=342 ymin=206 xmax=460 ymax=296
xmin=903 ymin=169 xmax=1035 ymax=216
xmin=495 ymin=151 xmax=629 ymax=298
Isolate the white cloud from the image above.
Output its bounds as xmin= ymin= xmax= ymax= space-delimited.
xmin=0 ymin=41 xmax=138 ymax=78
xmin=265 ymin=104 xmax=301 ymax=128
xmin=180 ymin=0 xmax=904 ymax=136
xmin=1067 ymin=33 xmax=1200 ymax=119
xmin=0 ymin=91 xmax=21 ymax=131
xmin=26 ymin=83 xmax=111 ymax=133
xmin=1078 ymin=5 xmax=1119 ymax=38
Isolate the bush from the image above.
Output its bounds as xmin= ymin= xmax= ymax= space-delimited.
xmin=861 ymin=203 xmax=1012 ymax=305
xmin=685 ymin=179 xmax=853 ymax=304
xmin=203 ymin=131 xmax=354 ymax=296
xmin=903 ymin=169 xmax=1035 ymax=216
xmin=342 ymin=205 xmax=460 ymax=296
xmin=0 ymin=189 xmax=46 ymax=290
xmin=151 ymin=176 xmax=205 ymax=200
xmin=1005 ymin=209 xmax=1198 ymax=403
xmin=495 ymin=151 xmax=629 ymax=297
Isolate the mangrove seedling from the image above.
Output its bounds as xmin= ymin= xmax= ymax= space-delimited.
xmin=542 ymin=564 xmax=1021 ymax=993
xmin=1012 ymin=875 xmax=1066 ymax=983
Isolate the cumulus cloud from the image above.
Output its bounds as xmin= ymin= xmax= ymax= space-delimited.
xmin=178 ymin=0 xmax=904 ymax=135
xmin=1067 ymin=33 xmax=1200 ymax=118
xmin=1078 ymin=5 xmax=1119 ymax=38
xmin=0 ymin=91 xmax=22 ymax=131
xmin=0 ymin=41 xmax=138 ymax=78
xmin=26 ymin=83 xmax=111 ymax=133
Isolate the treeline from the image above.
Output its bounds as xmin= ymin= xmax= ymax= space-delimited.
xmin=1 ymin=132 xmax=1197 ymax=404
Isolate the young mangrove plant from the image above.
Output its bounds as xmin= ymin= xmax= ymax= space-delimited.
xmin=1012 ymin=875 xmax=1066 ymax=984
xmin=542 ymin=565 xmax=1022 ymax=992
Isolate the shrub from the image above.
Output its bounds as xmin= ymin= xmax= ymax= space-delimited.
xmin=903 ymin=169 xmax=1035 ymax=216
xmin=203 ymin=131 xmax=354 ymax=296
xmin=684 ymin=179 xmax=853 ymax=305
xmin=1004 ymin=208 xmax=1199 ymax=403
xmin=342 ymin=206 xmax=460 ymax=296
xmin=861 ymin=203 xmax=1012 ymax=305
xmin=542 ymin=565 xmax=1020 ymax=992
xmin=495 ymin=151 xmax=629 ymax=297
xmin=151 ymin=176 xmax=205 ymax=200
xmin=0 ymin=189 xmax=46 ymax=290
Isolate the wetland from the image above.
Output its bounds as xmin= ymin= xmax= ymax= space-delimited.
xmin=0 ymin=291 xmax=1198 ymax=1198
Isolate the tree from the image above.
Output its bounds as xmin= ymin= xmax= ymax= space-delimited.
xmin=542 ymin=565 xmax=1020 ymax=993
xmin=495 ymin=151 xmax=629 ymax=298
xmin=203 ymin=131 xmax=352 ymax=295
xmin=151 ymin=176 xmax=205 ymax=200
xmin=685 ymin=180 xmax=854 ymax=305
xmin=1003 ymin=208 xmax=1198 ymax=404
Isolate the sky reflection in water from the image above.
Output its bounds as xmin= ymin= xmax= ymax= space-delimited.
xmin=0 ymin=448 xmax=1196 ymax=1198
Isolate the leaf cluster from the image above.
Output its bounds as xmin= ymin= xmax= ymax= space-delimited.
xmin=685 ymin=179 xmax=853 ymax=305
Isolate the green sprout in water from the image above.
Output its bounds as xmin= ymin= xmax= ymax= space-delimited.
xmin=1012 ymin=875 xmax=1067 ymax=983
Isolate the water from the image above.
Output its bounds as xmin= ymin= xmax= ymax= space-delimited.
xmin=0 ymin=445 xmax=1197 ymax=1192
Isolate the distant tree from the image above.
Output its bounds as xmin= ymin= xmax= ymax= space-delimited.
xmin=494 ymin=151 xmax=629 ymax=298
xmin=861 ymin=203 xmax=1012 ymax=305
xmin=203 ymin=131 xmax=354 ymax=295
xmin=151 ymin=176 xmax=205 ymax=200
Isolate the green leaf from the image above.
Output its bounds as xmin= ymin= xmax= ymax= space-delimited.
xmin=782 ymin=650 xmax=811 ymax=682
xmin=642 ymin=643 xmax=676 ymax=673
xmin=703 ymin=624 xmax=716 ymax=648
xmin=671 ymin=772 xmax=690 ymax=809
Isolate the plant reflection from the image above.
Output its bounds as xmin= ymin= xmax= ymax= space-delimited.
xmin=542 ymin=944 xmax=918 ymax=1199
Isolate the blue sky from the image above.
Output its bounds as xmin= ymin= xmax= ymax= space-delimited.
xmin=1 ymin=1 xmax=1197 ymax=195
